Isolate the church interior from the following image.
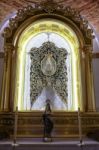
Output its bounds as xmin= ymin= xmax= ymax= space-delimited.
xmin=0 ymin=0 xmax=99 ymax=149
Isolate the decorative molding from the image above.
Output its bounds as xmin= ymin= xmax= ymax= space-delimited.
xmin=0 ymin=112 xmax=99 ymax=138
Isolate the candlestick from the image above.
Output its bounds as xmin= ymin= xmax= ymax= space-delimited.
xmin=78 ymin=107 xmax=82 ymax=145
xmin=14 ymin=106 xmax=18 ymax=145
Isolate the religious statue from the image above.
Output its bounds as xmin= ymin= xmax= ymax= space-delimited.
xmin=42 ymin=99 xmax=53 ymax=142
xmin=29 ymin=42 xmax=68 ymax=107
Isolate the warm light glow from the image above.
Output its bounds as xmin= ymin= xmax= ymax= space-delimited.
xmin=14 ymin=19 xmax=82 ymax=111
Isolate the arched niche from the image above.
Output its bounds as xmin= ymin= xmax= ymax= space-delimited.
xmin=14 ymin=19 xmax=81 ymax=111
xmin=0 ymin=0 xmax=96 ymax=112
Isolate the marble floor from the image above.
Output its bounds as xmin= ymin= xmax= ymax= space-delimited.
xmin=0 ymin=138 xmax=99 ymax=150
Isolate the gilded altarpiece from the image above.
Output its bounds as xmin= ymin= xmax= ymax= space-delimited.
xmin=0 ymin=0 xmax=99 ymax=138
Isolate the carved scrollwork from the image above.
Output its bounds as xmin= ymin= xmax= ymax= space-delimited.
xmin=63 ymin=7 xmax=94 ymax=39
xmin=9 ymin=18 xmax=18 ymax=29
xmin=17 ymin=9 xmax=25 ymax=21
xmin=3 ymin=0 xmax=94 ymax=43
xmin=3 ymin=27 xmax=12 ymax=38
xmin=86 ymin=29 xmax=94 ymax=39
xmin=41 ymin=0 xmax=58 ymax=14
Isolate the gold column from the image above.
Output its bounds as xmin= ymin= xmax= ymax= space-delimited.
xmin=3 ymin=44 xmax=14 ymax=111
xmin=0 ymin=53 xmax=6 ymax=111
xmin=84 ymin=46 xmax=96 ymax=112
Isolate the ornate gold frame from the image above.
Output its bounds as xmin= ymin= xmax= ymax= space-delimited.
xmin=0 ymin=0 xmax=95 ymax=112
